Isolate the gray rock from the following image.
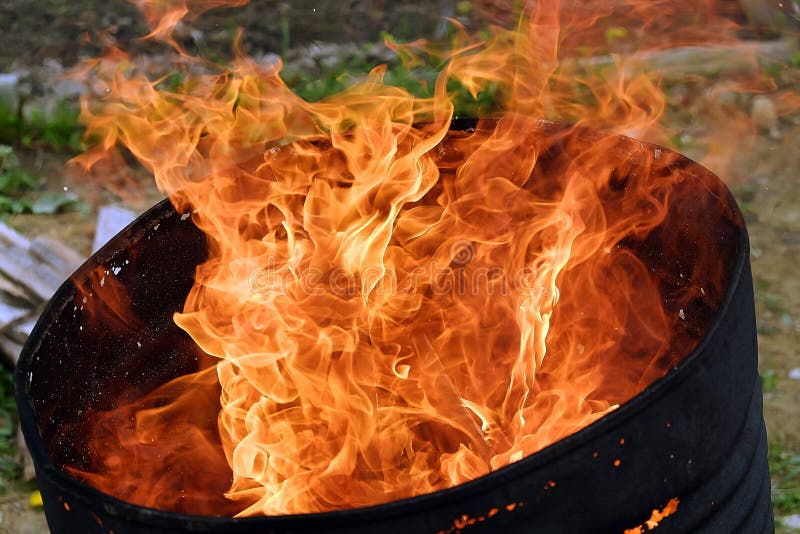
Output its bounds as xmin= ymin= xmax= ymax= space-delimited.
xmin=0 ymin=72 xmax=20 ymax=109
xmin=782 ymin=514 xmax=800 ymax=529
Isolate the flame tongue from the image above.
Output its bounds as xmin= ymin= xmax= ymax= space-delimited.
xmin=165 ymin=114 xmax=663 ymax=514
xmin=69 ymin=0 xmax=736 ymax=517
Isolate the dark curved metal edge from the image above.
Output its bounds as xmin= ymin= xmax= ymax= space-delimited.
xmin=13 ymin=199 xmax=182 ymax=511
xmin=14 ymin=123 xmax=767 ymax=532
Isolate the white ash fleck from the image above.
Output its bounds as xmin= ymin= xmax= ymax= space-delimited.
xmin=700 ymin=287 xmax=706 ymax=295
xmin=154 ymin=224 xmax=160 ymax=231
xmin=137 ymin=341 xmax=142 ymax=348
xmin=112 ymin=266 xmax=122 ymax=275
xmin=82 ymin=297 xmax=87 ymax=304
xmin=125 ymin=259 xmax=130 ymax=265
xmin=181 ymin=212 xmax=191 ymax=221
xmin=654 ymin=147 xmax=662 ymax=160
xmin=577 ymin=344 xmax=585 ymax=354
xmin=679 ymin=309 xmax=686 ymax=320
xmin=100 ymin=277 xmax=105 ymax=287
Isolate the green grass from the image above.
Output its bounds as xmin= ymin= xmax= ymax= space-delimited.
xmin=0 ymin=363 xmax=21 ymax=494
xmin=770 ymin=443 xmax=800 ymax=517
xmin=281 ymin=36 xmax=502 ymax=117
xmin=0 ymin=100 xmax=83 ymax=154
xmin=761 ymin=368 xmax=779 ymax=393
xmin=0 ymin=144 xmax=84 ymax=216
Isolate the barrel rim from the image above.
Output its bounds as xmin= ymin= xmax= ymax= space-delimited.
xmin=14 ymin=119 xmax=749 ymax=528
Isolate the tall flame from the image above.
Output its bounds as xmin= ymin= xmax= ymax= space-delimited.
xmin=71 ymin=0 xmax=743 ymax=516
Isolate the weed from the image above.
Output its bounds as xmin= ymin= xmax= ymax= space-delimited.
xmin=0 ymin=363 xmax=21 ymax=494
xmin=755 ymin=277 xmax=788 ymax=315
xmin=770 ymin=443 xmax=800 ymax=516
xmin=284 ymin=40 xmax=502 ymax=117
xmin=761 ymin=368 xmax=778 ymax=393
xmin=0 ymin=144 xmax=85 ymax=216
xmin=0 ymin=99 xmax=83 ymax=153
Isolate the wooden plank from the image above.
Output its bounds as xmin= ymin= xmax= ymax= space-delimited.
xmin=6 ymin=314 xmax=38 ymax=345
xmin=573 ymin=36 xmax=799 ymax=78
xmin=0 ymin=242 xmax=64 ymax=301
xmin=0 ymin=222 xmax=31 ymax=251
xmin=0 ymin=335 xmax=23 ymax=365
xmin=93 ymin=205 xmax=137 ymax=253
xmin=0 ymin=300 xmax=27 ymax=329
xmin=0 ymin=273 xmax=31 ymax=303
xmin=29 ymin=235 xmax=84 ymax=278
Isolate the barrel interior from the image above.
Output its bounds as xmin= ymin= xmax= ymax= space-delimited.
xmin=16 ymin=120 xmax=753 ymax=532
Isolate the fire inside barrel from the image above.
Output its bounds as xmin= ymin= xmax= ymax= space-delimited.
xmin=14 ymin=0 xmax=773 ymax=531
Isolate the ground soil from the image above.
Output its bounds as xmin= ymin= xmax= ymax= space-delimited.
xmin=746 ymin=130 xmax=800 ymax=449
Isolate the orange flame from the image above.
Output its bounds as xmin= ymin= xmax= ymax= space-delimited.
xmin=133 ymin=0 xmax=250 ymax=48
xmin=70 ymin=0 xmax=744 ymax=516
xmin=623 ymin=497 xmax=680 ymax=534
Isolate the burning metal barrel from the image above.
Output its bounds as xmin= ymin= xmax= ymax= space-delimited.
xmin=15 ymin=120 xmax=772 ymax=533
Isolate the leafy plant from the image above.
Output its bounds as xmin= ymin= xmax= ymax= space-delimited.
xmin=0 ymin=144 xmax=85 ymax=216
xmin=0 ymin=145 xmax=38 ymax=214
xmin=0 ymin=99 xmax=83 ymax=153
xmin=284 ymin=38 xmax=502 ymax=118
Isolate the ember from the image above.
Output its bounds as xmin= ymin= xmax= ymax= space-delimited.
xmin=15 ymin=0 xmax=774 ymax=531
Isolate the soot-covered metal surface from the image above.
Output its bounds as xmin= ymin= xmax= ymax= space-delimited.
xmin=16 ymin=121 xmax=773 ymax=533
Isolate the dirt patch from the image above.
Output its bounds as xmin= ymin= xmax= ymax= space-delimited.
xmin=0 ymin=0 xmax=453 ymax=72
xmin=0 ymin=495 xmax=48 ymax=534
xmin=746 ymin=126 xmax=800 ymax=449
